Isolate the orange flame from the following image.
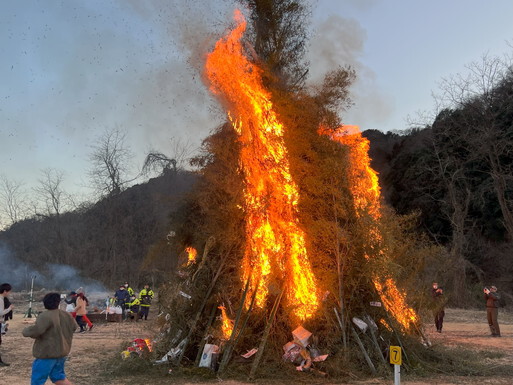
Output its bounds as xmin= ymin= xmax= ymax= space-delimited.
xmin=205 ymin=10 xmax=319 ymax=321
xmin=322 ymin=125 xmax=418 ymax=332
xmin=185 ymin=246 xmax=197 ymax=266
xmin=379 ymin=318 xmax=392 ymax=332
xmin=218 ymin=305 xmax=233 ymax=340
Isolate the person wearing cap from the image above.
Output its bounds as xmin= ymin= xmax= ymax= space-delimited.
xmin=138 ymin=284 xmax=154 ymax=321
xmin=114 ymin=285 xmax=130 ymax=319
xmin=484 ymin=285 xmax=501 ymax=337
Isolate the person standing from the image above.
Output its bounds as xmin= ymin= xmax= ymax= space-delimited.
xmin=431 ymin=282 xmax=446 ymax=333
xmin=124 ymin=282 xmax=135 ymax=297
xmin=114 ymin=285 xmax=130 ymax=319
xmin=0 ymin=283 xmax=14 ymax=367
xmin=138 ymin=284 xmax=154 ymax=321
xmin=74 ymin=293 xmax=87 ymax=333
xmin=484 ymin=286 xmax=501 ymax=337
xmin=1 ymin=294 xmax=13 ymax=335
xmin=23 ymin=292 xmax=77 ymax=385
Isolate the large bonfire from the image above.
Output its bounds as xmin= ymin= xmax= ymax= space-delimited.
xmin=157 ymin=5 xmax=432 ymax=380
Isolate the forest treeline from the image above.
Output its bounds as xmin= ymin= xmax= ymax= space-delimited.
xmin=365 ymin=61 xmax=513 ymax=302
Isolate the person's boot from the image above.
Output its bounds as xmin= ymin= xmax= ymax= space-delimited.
xmin=0 ymin=355 xmax=10 ymax=366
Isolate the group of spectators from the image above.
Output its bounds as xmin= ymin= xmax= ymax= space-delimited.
xmin=0 ymin=281 xmax=156 ymax=384
xmin=431 ymin=281 xmax=502 ymax=337
xmin=113 ymin=282 xmax=154 ymax=321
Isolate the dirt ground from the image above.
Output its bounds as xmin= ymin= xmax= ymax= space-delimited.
xmin=0 ymin=302 xmax=511 ymax=385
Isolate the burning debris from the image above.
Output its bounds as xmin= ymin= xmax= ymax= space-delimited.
xmin=153 ymin=4 xmax=434 ymax=381
xmin=121 ymin=338 xmax=153 ymax=359
xmin=185 ymin=247 xmax=198 ymax=266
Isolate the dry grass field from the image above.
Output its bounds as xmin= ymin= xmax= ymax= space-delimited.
xmin=1 ymin=297 xmax=511 ymax=385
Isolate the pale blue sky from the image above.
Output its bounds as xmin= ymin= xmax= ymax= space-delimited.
xmin=0 ymin=0 xmax=512 ymax=217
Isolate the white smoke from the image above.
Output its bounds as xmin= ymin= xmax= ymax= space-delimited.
xmin=0 ymin=242 xmax=106 ymax=293
xmin=306 ymin=14 xmax=393 ymax=128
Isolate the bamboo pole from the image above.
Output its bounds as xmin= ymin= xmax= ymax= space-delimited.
xmin=218 ymin=276 xmax=251 ymax=373
xmin=195 ymin=303 xmax=218 ymax=366
xmin=383 ymin=311 xmax=411 ymax=368
xmin=248 ymin=287 xmax=284 ymax=380
xmin=350 ymin=324 xmax=377 ymax=375
xmin=178 ymin=256 xmax=226 ymax=365
xmin=233 ymin=278 xmax=260 ymax=347
xmin=332 ymin=187 xmax=347 ymax=350
xmin=333 ymin=307 xmax=345 ymax=333
xmin=219 ymin=278 xmax=261 ymax=374
xmin=364 ymin=315 xmax=387 ymax=367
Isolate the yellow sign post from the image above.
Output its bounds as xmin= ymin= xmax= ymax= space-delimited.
xmin=390 ymin=346 xmax=401 ymax=385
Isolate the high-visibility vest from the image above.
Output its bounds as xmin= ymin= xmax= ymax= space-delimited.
xmin=139 ymin=289 xmax=154 ymax=307
xmin=126 ymin=287 xmax=135 ymax=296
xmin=127 ymin=298 xmax=140 ymax=310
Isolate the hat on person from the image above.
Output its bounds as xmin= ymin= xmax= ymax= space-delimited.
xmin=69 ymin=291 xmax=77 ymax=296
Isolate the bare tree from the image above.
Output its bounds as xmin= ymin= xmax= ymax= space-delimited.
xmin=142 ymin=137 xmax=196 ymax=176
xmin=33 ymin=168 xmax=70 ymax=218
xmin=0 ymin=175 xmax=28 ymax=227
xmin=431 ymin=136 xmax=472 ymax=300
xmin=435 ymin=53 xmax=513 ymax=240
xmin=88 ymin=128 xmax=134 ymax=197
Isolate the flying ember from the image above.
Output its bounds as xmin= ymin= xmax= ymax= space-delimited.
xmin=205 ymin=10 xmax=319 ymax=321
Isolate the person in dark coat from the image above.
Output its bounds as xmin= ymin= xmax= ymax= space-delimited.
xmin=3 ymin=297 xmax=12 ymax=321
xmin=431 ymin=282 xmax=446 ymax=333
xmin=0 ymin=283 xmax=14 ymax=366
xmin=114 ymin=285 xmax=130 ymax=319
xmin=484 ymin=286 xmax=501 ymax=337
xmin=1 ymin=296 xmax=13 ymax=335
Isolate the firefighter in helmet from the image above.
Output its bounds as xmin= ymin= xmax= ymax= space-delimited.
xmin=138 ymin=284 xmax=154 ymax=320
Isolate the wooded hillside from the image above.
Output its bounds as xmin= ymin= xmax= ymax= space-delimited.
xmin=365 ymin=63 xmax=513 ymax=303
xmin=0 ymin=169 xmax=196 ymax=289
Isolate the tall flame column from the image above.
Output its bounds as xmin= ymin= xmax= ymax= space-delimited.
xmin=205 ymin=10 xmax=319 ymax=321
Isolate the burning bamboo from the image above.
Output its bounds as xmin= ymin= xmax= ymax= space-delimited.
xmin=218 ymin=276 xmax=251 ymax=374
xmin=160 ymin=5 xmax=433 ymax=380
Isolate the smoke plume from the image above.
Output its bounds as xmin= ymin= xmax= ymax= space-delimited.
xmin=0 ymin=242 xmax=106 ymax=293
xmin=306 ymin=15 xmax=393 ymax=128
